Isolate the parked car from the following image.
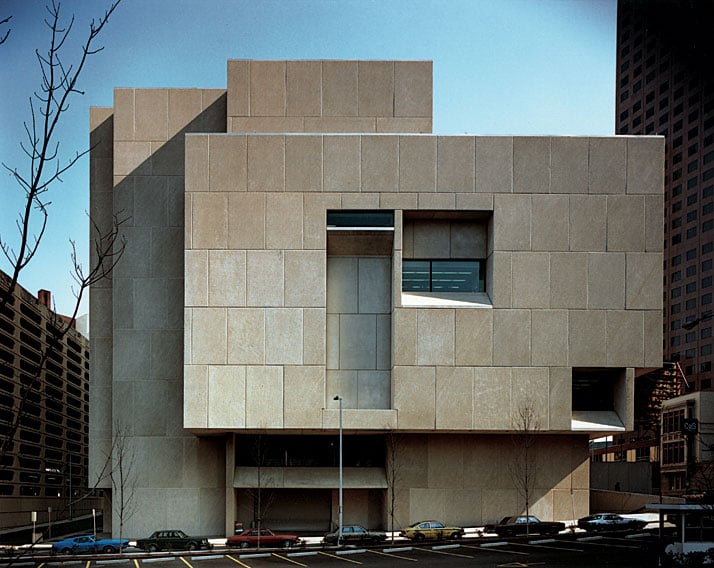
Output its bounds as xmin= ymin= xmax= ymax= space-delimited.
xmin=577 ymin=513 xmax=648 ymax=532
xmin=399 ymin=520 xmax=464 ymax=541
xmin=484 ymin=516 xmax=565 ymax=537
xmin=322 ymin=525 xmax=386 ymax=545
xmin=135 ymin=530 xmax=211 ymax=552
xmin=51 ymin=535 xmax=130 ymax=554
xmin=227 ymin=528 xmax=301 ymax=548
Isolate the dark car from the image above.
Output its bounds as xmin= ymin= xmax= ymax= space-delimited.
xmin=51 ymin=535 xmax=130 ymax=554
xmin=136 ymin=530 xmax=211 ymax=552
xmin=484 ymin=515 xmax=565 ymax=537
xmin=323 ymin=525 xmax=386 ymax=545
xmin=227 ymin=528 xmax=301 ymax=549
xmin=577 ymin=513 xmax=648 ymax=532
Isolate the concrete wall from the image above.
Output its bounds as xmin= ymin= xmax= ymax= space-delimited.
xmin=590 ymin=461 xmax=654 ymax=494
xmin=90 ymin=89 xmax=230 ymax=538
xmin=388 ymin=434 xmax=590 ymax=527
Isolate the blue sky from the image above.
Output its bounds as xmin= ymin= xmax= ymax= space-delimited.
xmin=0 ymin=0 xmax=617 ymax=317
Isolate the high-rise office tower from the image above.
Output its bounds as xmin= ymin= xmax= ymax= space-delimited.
xmin=617 ymin=0 xmax=714 ymax=392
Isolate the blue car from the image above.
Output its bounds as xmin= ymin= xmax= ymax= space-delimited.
xmin=52 ymin=535 xmax=130 ymax=554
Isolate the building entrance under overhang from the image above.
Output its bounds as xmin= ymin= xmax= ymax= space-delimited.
xmin=233 ymin=488 xmax=385 ymax=532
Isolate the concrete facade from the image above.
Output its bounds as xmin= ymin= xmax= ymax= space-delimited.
xmin=90 ymin=60 xmax=664 ymax=537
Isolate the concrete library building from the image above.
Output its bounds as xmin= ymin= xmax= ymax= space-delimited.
xmin=89 ymin=60 xmax=664 ymax=537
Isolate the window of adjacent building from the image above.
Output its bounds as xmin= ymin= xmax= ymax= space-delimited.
xmin=705 ymin=186 xmax=714 ymax=198
xmin=689 ymin=143 xmax=699 ymax=157
xmin=672 ymin=271 xmax=682 ymax=282
xmin=686 ymin=298 xmax=697 ymax=310
xmin=705 ymin=152 xmax=714 ymax=165
xmin=671 ymin=320 xmax=681 ymax=330
xmin=687 ymin=193 xmax=698 ymax=206
xmin=704 ymin=243 xmax=714 ymax=254
xmin=671 ymin=287 xmax=681 ymax=298
xmin=662 ymin=408 xmax=684 ymax=435
xmin=688 ymin=162 xmax=699 ymax=174
xmin=662 ymin=440 xmax=685 ymax=465
xmin=685 ymin=332 xmax=696 ymax=343
xmin=672 ymin=201 xmax=682 ymax=213
xmin=673 ymin=169 xmax=682 ymax=181
xmin=703 ymin=259 xmax=713 ymax=271
xmin=704 ymin=220 xmax=714 ymax=232
xmin=685 ymin=348 xmax=696 ymax=358
xmin=703 ymin=293 xmax=712 ymax=305
xmin=703 ymin=276 xmax=713 ymax=288
xmin=705 ymin=202 xmax=714 ymax=215
xmin=686 ymin=264 xmax=697 ymax=277
xmin=687 ymin=211 xmax=698 ymax=223
xmin=702 ymin=344 xmax=712 ymax=355
xmin=671 ymin=336 xmax=681 ymax=346
xmin=672 ymin=254 xmax=682 ymax=266
xmin=672 ymin=303 xmax=681 ymax=314
xmin=704 ymin=169 xmax=714 ymax=182
xmin=672 ymin=185 xmax=682 ymax=197
xmin=672 ymin=234 xmax=682 ymax=245
xmin=686 ymin=227 xmax=697 ymax=239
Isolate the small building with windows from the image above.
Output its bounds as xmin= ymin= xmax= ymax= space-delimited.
xmin=0 ymin=270 xmax=95 ymax=530
xmin=89 ymin=59 xmax=664 ymax=537
xmin=660 ymin=391 xmax=714 ymax=496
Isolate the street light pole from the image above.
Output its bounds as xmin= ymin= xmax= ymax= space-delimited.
xmin=333 ymin=395 xmax=343 ymax=546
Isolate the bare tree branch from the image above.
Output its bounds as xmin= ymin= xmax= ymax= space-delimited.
xmin=0 ymin=0 xmax=122 ymax=312
xmin=0 ymin=15 xmax=10 ymax=45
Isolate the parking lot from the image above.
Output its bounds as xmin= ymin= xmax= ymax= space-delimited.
xmin=6 ymin=533 xmax=660 ymax=568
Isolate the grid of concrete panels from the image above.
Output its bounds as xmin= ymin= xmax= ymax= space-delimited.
xmin=226 ymin=60 xmax=432 ymax=134
xmin=89 ymin=93 xmax=230 ymax=538
xmin=183 ymin=132 xmax=664 ymax=434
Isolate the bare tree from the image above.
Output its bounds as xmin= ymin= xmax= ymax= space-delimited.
xmin=0 ymin=0 xmax=125 ymax=464
xmin=244 ymin=434 xmax=277 ymax=548
xmin=110 ymin=422 xmax=136 ymax=552
xmin=385 ymin=432 xmax=403 ymax=543
xmin=508 ymin=400 xmax=541 ymax=536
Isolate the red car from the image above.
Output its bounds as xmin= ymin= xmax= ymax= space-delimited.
xmin=227 ymin=528 xmax=301 ymax=549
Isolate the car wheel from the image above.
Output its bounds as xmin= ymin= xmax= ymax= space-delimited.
xmin=450 ymin=532 xmax=461 ymax=539
xmin=240 ymin=541 xmax=250 ymax=549
xmin=148 ymin=544 xmax=159 ymax=553
xmin=188 ymin=542 xmax=198 ymax=551
xmin=282 ymin=540 xmax=292 ymax=548
xmin=61 ymin=548 xmax=72 ymax=555
xmin=102 ymin=546 xmax=116 ymax=554
xmin=414 ymin=533 xmax=425 ymax=542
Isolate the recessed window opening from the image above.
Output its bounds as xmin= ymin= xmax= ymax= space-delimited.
xmin=572 ymin=368 xmax=621 ymax=411
xmin=327 ymin=210 xmax=394 ymax=230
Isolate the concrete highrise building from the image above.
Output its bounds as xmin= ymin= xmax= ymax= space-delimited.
xmin=89 ymin=59 xmax=663 ymax=537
